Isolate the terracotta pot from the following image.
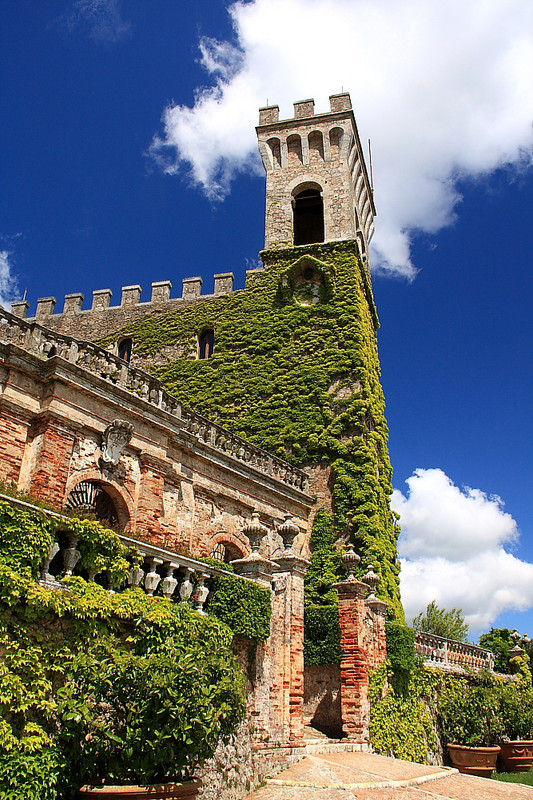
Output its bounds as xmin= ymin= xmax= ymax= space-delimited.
xmin=499 ymin=740 xmax=533 ymax=772
xmin=447 ymin=744 xmax=501 ymax=778
xmin=79 ymin=780 xmax=202 ymax=799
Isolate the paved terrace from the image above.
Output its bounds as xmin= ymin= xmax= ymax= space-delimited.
xmin=246 ymin=751 xmax=533 ymax=800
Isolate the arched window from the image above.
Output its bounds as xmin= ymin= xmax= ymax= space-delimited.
xmin=211 ymin=541 xmax=244 ymax=564
xmin=65 ymin=481 xmax=120 ymax=526
xmin=293 ymin=188 xmax=325 ymax=245
xmin=287 ymin=134 xmax=303 ymax=166
xmin=308 ymin=131 xmax=324 ymax=162
xmin=198 ymin=328 xmax=215 ymax=359
xmin=118 ymin=338 xmax=133 ymax=362
xmin=267 ymin=137 xmax=282 ymax=168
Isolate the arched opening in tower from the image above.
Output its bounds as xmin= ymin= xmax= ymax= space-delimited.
xmin=293 ymin=189 xmax=325 ymax=245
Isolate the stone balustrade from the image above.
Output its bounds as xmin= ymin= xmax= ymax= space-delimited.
xmin=0 ymin=308 xmax=308 ymax=493
xmin=414 ymin=630 xmax=494 ymax=673
xmin=1 ymin=492 xmax=255 ymax=613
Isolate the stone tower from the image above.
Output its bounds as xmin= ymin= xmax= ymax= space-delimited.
xmin=256 ymin=93 xmax=376 ymax=265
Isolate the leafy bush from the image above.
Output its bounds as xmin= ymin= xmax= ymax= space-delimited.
xmin=413 ymin=601 xmax=469 ymax=643
xmin=0 ymin=747 xmax=67 ymax=800
xmin=438 ymin=678 xmax=504 ymax=746
xmin=207 ymin=574 xmax=272 ymax=642
xmin=304 ymin=604 xmax=343 ymax=665
xmin=499 ymin=681 xmax=533 ymax=739
xmin=386 ymin=622 xmax=416 ymax=696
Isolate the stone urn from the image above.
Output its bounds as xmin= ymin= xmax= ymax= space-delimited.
xmin=499 ymin=740 xmax=533 ymax=772
xmin=447 ymin=744 xmax=501 ymax=778
xmin=79 ymin=780 xmax=202 ymax=799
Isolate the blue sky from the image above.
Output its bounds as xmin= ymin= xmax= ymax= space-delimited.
xmin=2 ymin=0 xmax=533 ymax=639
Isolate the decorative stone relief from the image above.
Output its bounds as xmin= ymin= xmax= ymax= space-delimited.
xmin=100 ymin=419 xmax=134 ymax=469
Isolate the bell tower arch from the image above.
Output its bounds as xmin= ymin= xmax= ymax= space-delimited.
xmin=256 ymin=93 xmax=376 ymax=265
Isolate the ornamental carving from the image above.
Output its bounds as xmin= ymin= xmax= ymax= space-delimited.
xmin=100 ymin=419 xmax=134 ymax=469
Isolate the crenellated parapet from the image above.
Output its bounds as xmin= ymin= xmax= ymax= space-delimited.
xmin=10 ymin=270 xmax=256 ymax=323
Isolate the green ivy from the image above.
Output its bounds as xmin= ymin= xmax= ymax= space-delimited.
xmin=207 ymin=574 xmax=272 ymax=642
xmin=385 ymin=622 xmax=416 ymax=695
xmin=304 ymin=605 xmax=343 ymax=665
xmin=99 ymin=241 xmax=402 ymax=619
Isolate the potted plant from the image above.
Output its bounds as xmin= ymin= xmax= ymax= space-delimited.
xmin=498 ymin=682 xmax=533 ymax=772
xmin=55 ymin=596 xmax=246 ymax=799
xmin=438 ymin=679 xmax=503 ymax=777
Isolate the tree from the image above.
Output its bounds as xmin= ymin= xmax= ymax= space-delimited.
xmin=478 ymin=627 xmax=515 ymax=673
xmin=412 ymin=601 xmax=469 ymax=642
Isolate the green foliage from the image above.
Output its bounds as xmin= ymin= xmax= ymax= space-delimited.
xmin=479 ymin=628 xmax=515 ymax=673
xmin=0 ymin=746 xmax=68 ymax=800
xmin=369 ymin=663 xmax=441 ymax=762
xmin=413 ymin=601 xmax=469 ymax=643
xmin=0 ymin=501 xmax=247 ymax=798
xmin=438 ymin=675 xmax=504 ymax=746
xmin=499 ymin=680 xmax=533 ymax=739
xmin=385 ymin=622 xmax=416 ymax=695
xmin=304 ymin=605 xmax=343 ymax=665
xmin=100 ymin=241 xmax=402 ymax=619
xmin=305 ymin=509 xmax=342 ymax=606
xmin=207 ymin=574 xmax=272 ymax=642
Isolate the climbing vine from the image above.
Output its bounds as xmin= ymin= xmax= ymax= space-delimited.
xmin=100 ymin=241 xmax=403 ymax=619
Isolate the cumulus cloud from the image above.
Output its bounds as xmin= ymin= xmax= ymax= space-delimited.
xmin=151 ymin=0 xmax=533 ymax=277
xmin=0 ymin=250 xmax=19 ymax=310
xmin=393 ymin=468 xmax=533 ymax=633
xmin=63 ymin=0 xmax=130 ymax=43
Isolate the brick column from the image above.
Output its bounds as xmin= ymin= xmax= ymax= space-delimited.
xmin=232 ymin=553 xmax=278 ymax=743
xmin=366 ymin=595 xmax=388 ymax=668
xmin=335 ymin=576 xmax=370 ymax=744
xmin=270 ymin=553 xmax=309 ymax=747
xmin=27 ymin=417 xmax=76 ymax=506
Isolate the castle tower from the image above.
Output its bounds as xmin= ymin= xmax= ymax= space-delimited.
xmin=256 ymin=93 xmax=376 ymax=265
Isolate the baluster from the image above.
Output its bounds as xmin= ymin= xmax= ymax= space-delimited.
xmin=40 ymin=541 xmax=60 ymax=583
xmin=128 ymin=561 xmax=145 ymax=588
xmin=161 ymin=562 xmax=179 ymax=598
xmin=178 ymin=567 xmax=195 ymax=601
xmin=62 ymin=534 xmax=81 ymax=577
xmin=193 ymin=573 xmax=210 ymax=614
xmin=144 ymin=557 xmax=163 ymax=595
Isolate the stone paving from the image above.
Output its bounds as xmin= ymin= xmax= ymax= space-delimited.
xmin=245 ymin=751 xmax=533 ymax=800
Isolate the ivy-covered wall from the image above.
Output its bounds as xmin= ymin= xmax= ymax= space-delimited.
xmin=100 ymin=240 xmax=402 ymax=619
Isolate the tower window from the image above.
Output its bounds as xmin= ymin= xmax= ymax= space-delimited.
xmin=118 ymin=338 xmax=133 ymax=362
xmin=198 ymin=328 xmax=215 ymax=359
xmin=293 ymin=188 xmax=324 ymax=245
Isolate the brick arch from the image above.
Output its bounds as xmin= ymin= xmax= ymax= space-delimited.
xmin=206 ymin=530 xmax=249 ymax=564
xmin=63 ymin=469 xmax=133 ymax=531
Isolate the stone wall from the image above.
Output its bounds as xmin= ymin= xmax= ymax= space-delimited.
xmin=303 ymin=664 xmax=342 ymax=738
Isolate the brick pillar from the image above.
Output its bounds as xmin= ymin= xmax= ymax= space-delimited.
xmin=0 ymin=407 xmax=31 ymax=486
xmin=335 ymin=577 xmax=370 ymax=744
xmin=27 ymin=417 xmax=76 ymax=507
xmin=136 ymin=455 xmax=166 ymax=541
xmin=232 ymin=553 xmax=278 ymax=743
xmin=273 ymin=553 xmax=309 ymax=746
xmin=366 ymin=595 xmax=388 ymax=668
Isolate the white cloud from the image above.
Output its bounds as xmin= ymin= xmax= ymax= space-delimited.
xmin=151 ymin=0 xmax=533 ymax=278
xmin=64 ymin=0 xmax=130 ymax=43
xmin=393 ymin=468 xmax=533 ymax=634
xmin=0 ymin=250 xmax=19 ymax=311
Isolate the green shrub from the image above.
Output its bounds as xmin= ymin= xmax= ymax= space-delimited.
xmin=385 ymin=622 xmax=416 ymax=695
xmin=0 ymin=747 xmax=67 ymax=800
xmin=207 ymin=574 xmax=272 ymax=642
xmin=438 ymin=678 xmax=504 ymax=746
xmin=499 ymin=681 xmax=533 ymax=739
xmin=304 ymin=604 xmax=342 ymax=665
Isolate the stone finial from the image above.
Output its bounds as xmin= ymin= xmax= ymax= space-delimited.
xmin=329 ymin=92 xmax=352 ymax=113
xmin=342 ymin=546 xmax=361 ymax=582
xmin=182 ymin=276 xmax=203 ymax=300
xmin=258 ymin=105 xmax=280 ymax=126
xmin=10 ymin=300 xmax=30 ymax=318
xmin=63 ymin=293 xmax=84 ymax=315
xmin=214 ymin=272 xmax=234 ymax=296
xmin=121 ymin=285 xmax=142 ymax=306
xmin=278 ymin=514 xmax=300 ymax=555
xmin=363 ymin=564 xmax=380 ymax=595
xmin=243 ymin=510 xmax=269 ymax=555
xmin=92 ymin=289 xmax=113 ymax=310
xmin=510 ymin=643 xmax=526 ymax=657
xmin=151 ymin=280 xmax=172 ymax=303
xmin=511 ymin=629 xmax=522 ymax=643
xmin=36 ymin=297 xmax=57 ymax=318
xmin=293 ymin=99 xmax=315 ymax=119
